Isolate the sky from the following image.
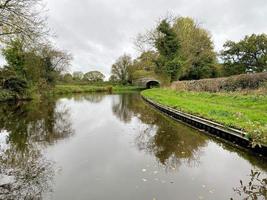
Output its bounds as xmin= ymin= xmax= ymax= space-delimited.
xmin=1 ymin=0 xmax=267 ymax=77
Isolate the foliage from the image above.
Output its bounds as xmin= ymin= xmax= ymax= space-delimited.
xmin=0 ymin=38 xmax=71 ymax=100
xmin=2 ymin=76 xmax=27 ymax=94
xmin=39 ymin=44 xmax=72 ymax=85
xmin=0 ymin=89 xmax=14 ymax=101
xmin=221 ymin=34 xmax=267 ymax=76
xmin=129 ymin=51 xmax=158 ymax=81
xmin=142 ymin=88 xmax=267 ymax=144
xmin=171 ymin=72 xmax=267 ymax=93
xmin=173 ymin=17 xmax=217 ymax=80
xmin=135 ymin=16 xmax=219 ymax=81
xmin=84 ymin=71 xmax=105 ymax=82
xmin=111 ymin=54 xmax=132 ymax=85
xmin=61 ymin=73 xmax=73 ymax=83
xmin=0 ymin=0 xmax=71 ymax=101
xmin=72 ymin=71 xmax=84 ymax=81
xmin=0 ymin=0 xmax=47 ymax=43
xmin=109 ymin=74 xmax=119 ymax=83
xmin=133 ymin=51 xmax=158 ymax=72
xmin=154 ymin=19 xmax=182 ymax=81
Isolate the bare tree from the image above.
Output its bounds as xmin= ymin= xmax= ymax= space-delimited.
xmin=111 ymin=54 xmax=132 ymax=85
xmin=39 ymin=44 xmax=72 ymax=73
xmin=0 ymin=0 xmax=47 ymax=43
xmin=134 ymin=14 xmax=175 ymax=52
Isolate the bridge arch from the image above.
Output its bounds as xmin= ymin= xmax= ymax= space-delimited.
xmin=146 ymin=80 xmax=160 ymax=88
xmin=133 ymin=77 xmax=161 ymax=88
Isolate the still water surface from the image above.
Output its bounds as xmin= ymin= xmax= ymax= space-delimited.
xmin=0 ymin=92 xmax=266 ymax=200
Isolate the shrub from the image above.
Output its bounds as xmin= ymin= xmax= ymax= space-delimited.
xmin=171 ymin=72 xmax=267 ymax=93
xmin=3 ymin=77 xmax=28 ymax=94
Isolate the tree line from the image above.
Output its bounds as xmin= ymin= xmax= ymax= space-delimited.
xmin=109 ymin=16 xmax=267 ymax=85
xmin=1 ymin=1 xmax=266 ymax=94
xmin=60 ymin=70 xmax=105 ymax=83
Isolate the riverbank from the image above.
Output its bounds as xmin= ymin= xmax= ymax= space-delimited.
xmin=0 ymin=84 xmax=143 ymax=102
xmin=141 ymin=88 xmax=267 ymax=145
xmin=51 ymin=84 xmax=143 ymax=95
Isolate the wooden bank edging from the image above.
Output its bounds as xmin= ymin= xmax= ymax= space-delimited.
xmin=141 ymin=96 xmax=267 ymax=156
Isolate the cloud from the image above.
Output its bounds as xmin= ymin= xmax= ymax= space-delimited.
xmin=5 ymin=0 xmax=266 ymax=76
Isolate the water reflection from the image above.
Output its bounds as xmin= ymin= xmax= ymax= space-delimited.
xmin=72 ymin=93 xmax=106 ymax=103
xmin=0 ymin=99 xmax=74 ymax=199
xmin=112 ymin=94 xmax=133 ymax=123
xmin=0 ymin=93 xmax=266 ymax=200
xmin=112 ymin=93 xmax=207 ymax=170
xmin=231 ymin=170 xmax=267 ymax=200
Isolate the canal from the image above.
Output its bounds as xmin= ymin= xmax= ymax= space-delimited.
xmin=0 ymin=92 xmax=266 ymax=200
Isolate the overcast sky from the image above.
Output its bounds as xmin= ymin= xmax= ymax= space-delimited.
xmin=1 ymin=0 xmax=267 ymax=77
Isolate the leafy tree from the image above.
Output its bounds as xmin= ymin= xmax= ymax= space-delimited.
xmin=111 ymin=54 xmax=132 ymax=85
xmin=39 ymin=45 xmax=72 ymax=85
xmin=154 ymin=19 xmax=182 ymax=81
xmin=1 ymin=39 xmax=26 ymax=78
xmin=84 ymin=71 xmax=105 ymax=82
xmin=109 ymin=74 xmax=119 ymax=83
xmin=73 ymin=71 xmax=84 ymax=81
xmin=221 ymin=34 xmax=267 ymax=76
xmin=62 ymin=73 xmax=73 ymax=83
xmin=129 ymin=51 xmax=158 ymax=82
xmin=132 ymin=51 xmax=158 ymax=71
xmin=2 ymin=76 xmax=27 ymax=95
xmin=173 ymin=17 xmax=217 ymax=80
xmin=1 ymin=38 xmax=71 ymax=95
xmin=135 ymin=16 xmax=219 ymax=81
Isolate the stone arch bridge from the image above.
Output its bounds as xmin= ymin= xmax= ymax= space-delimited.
xmin=133 ymin=78 xmax=160 ymax=88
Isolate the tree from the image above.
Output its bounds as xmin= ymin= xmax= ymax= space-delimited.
xmin=135 ymin=16 xmax=218 ymax=81
xmin=221 ymin=34 xmax=267 ymax=76
xmin=1 ymin=38 xmax=71 ymax=94
xmin=111 ymin=54 xmax=132 ymax=85
xmin=109 ymin=74 xmax=119 ymax=83
xmin=38 ymin=44 xmax=72 ymax=85
xmin=84 ymin=71 xmax=105 ymax=82
xmin=128 ymin=51 xmax=158 ymax=82
xmin=0 ymin=0 xmax=47 ymax=43
xmin=62 ymin=73 xmax=73 ymax=83
xmin=73 ymin=71 xmax=84 ymax=81
xmin=132 ymin=51 xmax=158 ymax=72
xmin=173 ymin=17 xmax=217 ymax=80
xmin=154 ymin=19 xmax=182 ymax=81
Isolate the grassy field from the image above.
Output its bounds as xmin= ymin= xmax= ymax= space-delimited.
xmin=52 ymin=84 xmax=143 ymax=95
xmin=141 ymin=88 xmax=267 ymax=144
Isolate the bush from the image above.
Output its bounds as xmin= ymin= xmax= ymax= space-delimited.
xmin=171 ymin=72 xmax=267 ymax=93
xmin=3 ymin=77 xmax=28 ymax=94
xmin=0 ymin=89 xmax=14 ymax=101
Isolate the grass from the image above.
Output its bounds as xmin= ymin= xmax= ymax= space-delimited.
xmin=141 ymin=88 xmax=267 ymax=145
xmin=51 ymin=84 xmax=143 ymax=95
xmin=0 ymin=84 xmax=143 ymax=101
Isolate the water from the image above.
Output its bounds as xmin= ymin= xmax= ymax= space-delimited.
xmin=0 ymin=92 xmax=266 ymax=200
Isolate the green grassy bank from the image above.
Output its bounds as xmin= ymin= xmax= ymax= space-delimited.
xmin=51 ymin=84 xmax=143 ymax=95
xmin=0 ymin=84 xmax=143 ymax=102
xmin=141 ymin=88 xmax=267 ymax=144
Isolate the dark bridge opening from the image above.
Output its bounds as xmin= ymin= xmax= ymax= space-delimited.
xmin=146 ymin=81 xmax=160 ymax=88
